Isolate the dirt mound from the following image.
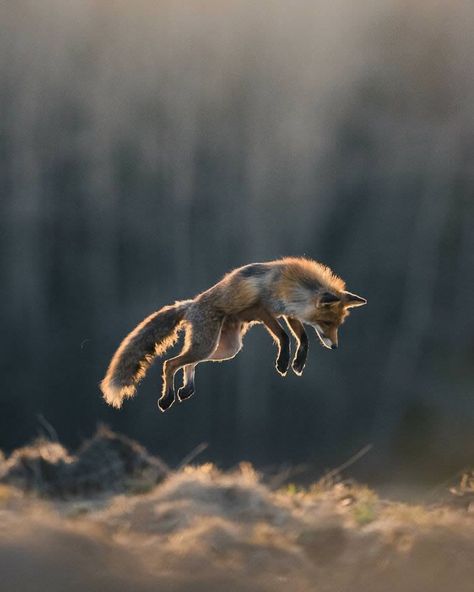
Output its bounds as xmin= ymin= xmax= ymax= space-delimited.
xmin=93 ymin=468 xmax=474 ymax=592
xmin=0 ymin=426 xmax=167 ymax=496
xmin=1 ymin=434 xmax=474 ymax=591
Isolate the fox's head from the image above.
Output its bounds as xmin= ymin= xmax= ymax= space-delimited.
xmin=306 ymin=291 xmax=367 ymax=350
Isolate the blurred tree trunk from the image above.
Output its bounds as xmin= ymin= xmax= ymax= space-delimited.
xmin=371 ymin=127 xmax=456 ymax=456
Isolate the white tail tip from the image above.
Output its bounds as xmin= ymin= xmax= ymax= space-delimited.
xmin=100 ymin=379 xmax=136 ymax=409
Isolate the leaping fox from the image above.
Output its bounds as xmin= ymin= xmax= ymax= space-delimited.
xmin=100 ymin=257 xmax=367 ymax=412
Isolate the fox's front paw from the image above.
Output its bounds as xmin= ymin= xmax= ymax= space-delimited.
xmin=292 ymin=348 xmax=307 ymax=376
xmin=177 ymin=384 xmax=195 ymax=402
xmin=276 ymin=351 xmax=290 ymax=376
xmin=158 ymin=390 xmax=175 ymax=412
xmin=292 ymin=357 xmax=305 ymax=376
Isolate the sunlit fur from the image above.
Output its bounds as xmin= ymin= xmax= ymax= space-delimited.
xmin=101 ymin=301 xmax=191 ymax=408
xmin=100 ymin=257 xmax=366 ymax=410
xmin=279 ymin=257 xmax=346 ymax=293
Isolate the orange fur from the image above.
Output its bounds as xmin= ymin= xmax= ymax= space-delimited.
xmin=278 ymin=257 xmax=346 ymax=293
xmin=101 ymin=257 xmax=366 ymax=411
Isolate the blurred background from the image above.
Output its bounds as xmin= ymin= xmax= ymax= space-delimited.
xmin=1 ymin=0 xmax=473 ymax=487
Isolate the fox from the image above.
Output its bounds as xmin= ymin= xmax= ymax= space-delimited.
xmin=100 ymin=257 xmax=367 ymax=412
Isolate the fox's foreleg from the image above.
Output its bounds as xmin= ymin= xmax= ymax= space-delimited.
xmin=159 ymin=318 xmax=223 ymax=412
xmin=255 ymin=308 xmax=291 ymax=376
xmin=285 ymin=317 xmax=309 ymax=376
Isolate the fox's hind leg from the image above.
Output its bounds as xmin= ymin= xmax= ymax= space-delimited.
xmin=177 ymin=364 xmax=196 ymax=402
xmin=178 ymin=319 xmax=246 ymax=403
xmin=159 ymin=318 xmax=222 ymax=412
xmin=285 ymin=317 xmax=309 ymax=376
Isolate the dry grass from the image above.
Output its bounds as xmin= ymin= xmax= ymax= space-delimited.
xmin=1 ymin=434 xmax=474 ymax=591
xmin=0 ymin=426 xmax=167 ymax=497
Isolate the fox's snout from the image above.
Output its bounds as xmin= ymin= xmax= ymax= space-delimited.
xmin=313 ymin=324 xmax=338 ymax=350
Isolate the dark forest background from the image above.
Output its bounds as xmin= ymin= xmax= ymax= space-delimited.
xmin=1 ymin=0 xmax=473 ymax=486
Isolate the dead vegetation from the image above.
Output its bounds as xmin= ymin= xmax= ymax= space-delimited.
xmin=446 ymin=471 xmax=474 ymax=511
xmin=0 ymin=432 xmax=473 ymax=592
xmin=0 ymin=426 xmax=167 ymax=497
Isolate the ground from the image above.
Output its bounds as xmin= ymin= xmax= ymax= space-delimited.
xmin=0 ymin=431 xmax=473 ymax=592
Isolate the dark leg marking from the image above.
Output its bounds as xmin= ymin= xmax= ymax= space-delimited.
xmin=177 ymin=383 xmax=195 ymax=401
xmin=292 ymin=342 xmax=308 ymax=376
xmin=158 ymin=318 xmax=222 ymax=411
xmin=253 ymin=307 xmax=291 ymax=376
xmin=178 ymin=365 xmax=196 ymax=402
xmin=285 ymin=317 xmax=309 ymax=376
xmin=158 ymin=387 xmax=176 ymax=412
xmin=276 ymin=333 xmax=291 ymax=376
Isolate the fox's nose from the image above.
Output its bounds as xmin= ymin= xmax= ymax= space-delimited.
xmin=331 ymin=344 xmax=338 ymax=350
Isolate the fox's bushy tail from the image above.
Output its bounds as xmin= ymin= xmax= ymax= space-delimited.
xmin=100 ymin=300 xmax=190 ymax=408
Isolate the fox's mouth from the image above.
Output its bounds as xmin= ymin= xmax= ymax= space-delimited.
xmin=312 ymin=324 xmax=335 ymax=349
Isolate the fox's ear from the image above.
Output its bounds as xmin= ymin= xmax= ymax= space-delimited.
xmin=319 ymin=291 xmax=341 ymax=305
xmin=343 ymin=291 xmax=367 ymax=308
